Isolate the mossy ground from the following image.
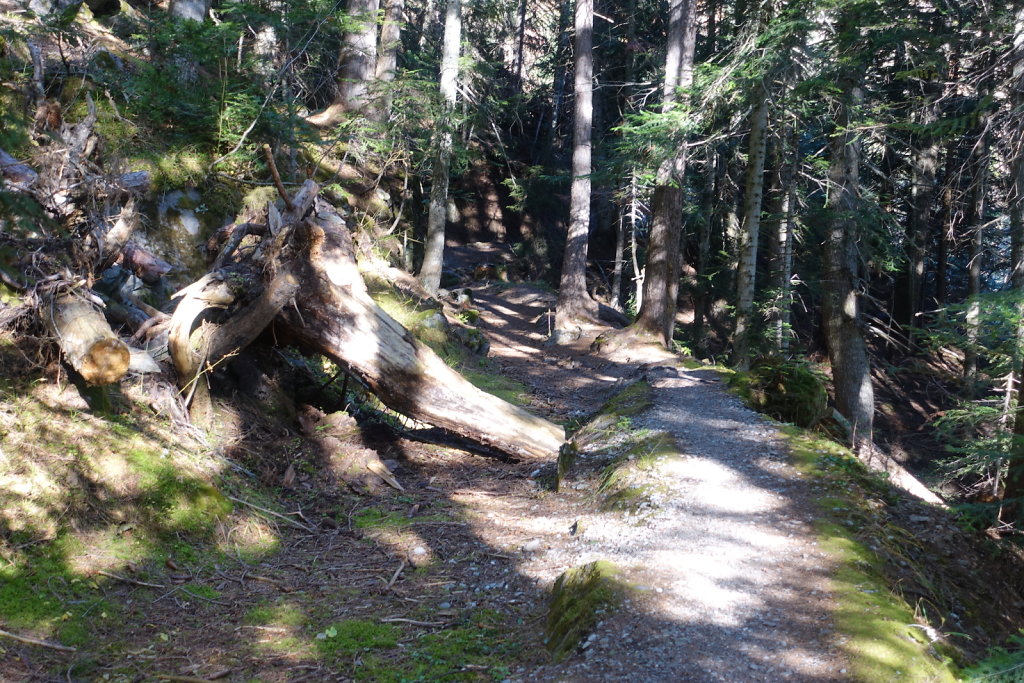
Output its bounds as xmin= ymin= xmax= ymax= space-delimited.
xmin=783 ymin=428 xmax=960 ymax=681
xmin=0 ymin=328 xmax=540 ymax=680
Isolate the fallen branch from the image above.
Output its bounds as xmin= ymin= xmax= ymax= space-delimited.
xmin=0 ymin=627 xmax=77 ymax=651
xmin=226 ymin=495 xmax=315 ymax=532
xmin=94 ymin=569 xmax=165 ymax=588
xmin=386 ymin=560 xmax=406 ymax=589
xmin=380 ymin=617 xmax=445 ymax=626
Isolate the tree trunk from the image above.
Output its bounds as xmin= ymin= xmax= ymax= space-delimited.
xmin=281 ymin=215 xmax=565 ymax=460
xmin=552 ymin=0 xmax=598 ymax=341
xmin=626 ymin=0 xmax=697 ymax=346
xmin=1001 ymin=6 xmax=1024 ymax=524
xmin=823 ymin=73 xmax=874 ymax=455
xmin=418 ymin=0 xmax=461 ymax=295
xmin=374 ymin=0 xmax=405 ymax=120
xmin=770 ymin=128 xmax=797 ymax=355
xmin=171 ymin=181 xmax=565 ymax=461
xmin=733 ymin=88 xmax=769 ymax=369
xmin=308 ymin=0 xmax=381 ymax=127
xmin=903 ymin=108 xmax=939 ymax=338
xmin=44 ymin=292 xmax=130 ymax=386
xmin=964 ymin=61 xmax=992 ymax=384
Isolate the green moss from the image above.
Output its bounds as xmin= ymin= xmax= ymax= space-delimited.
xmin=244 ymin=599 xmax=308 ymax=628
xmin=314 ymin=619 xmax=398 ymax=660
xmin=778 ymin=427 xmax=958 ymax=682
xmin=546 ymin=561 xmax=624 ymax=661
xmin=127 ymin=449 xmax=232 ymax=535
xmin=728 ymin=357 xmax=829 ymax=428
xmin=352 ymin=506 xmax=449 ymax=530
xmin=596 ymin=431 xmax=681 ymax=511
xmin=181 ymin=583 xmax=221 ymax=600
xmin=818 ymin=522 xmax=957 ymax=682
xmin=0 ymin=542 xmax=114 ymax=648
xmin=463 ymin=369 xmax=530 ymax=406
xmin=599 ymin=380 xmax=653 ymax=419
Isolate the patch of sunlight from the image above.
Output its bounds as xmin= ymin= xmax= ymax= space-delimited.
xmin=217 ymin=514 xmax=281 ymax=560
xmin=680 ymin=457 xmax=785 ymax=514
xmin=66 ymin=529 xmax=157 ymax=575
xmin=242 ymin=598 xmax=313 ymax=657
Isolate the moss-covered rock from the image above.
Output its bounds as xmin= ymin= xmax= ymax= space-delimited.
xmin=546 ymin=561 xmax=623 ymax=661
xmin=570 ymin=380 xmax=653 ymax=449
xmin=596 ymin=430 xmax=681 ymax=512
xmin=729 ymin=357 xmax=828 ymax=428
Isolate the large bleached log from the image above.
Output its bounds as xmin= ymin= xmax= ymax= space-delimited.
xmin=169 ymin=180 xmax=564 ymax=460
xmin=276 ymin=204 xmax=565 ymax=461
xmin=44 ymin=292 xmax=130 ymax=385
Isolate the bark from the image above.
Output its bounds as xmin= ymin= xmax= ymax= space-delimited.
xmin=611 ymin=209 xmax=626 ymax=311
xmin=768 ymin=128 xmax=797 ymax=355
xmin=418 ymin=0 xmax=462 ymax=295
xmin=823 ymin=73 xmax=874 ymax=455
xmin=626 ymin=0 xmax=697 ymax=346
xmin=281 ymin=211 xmax=564 ymax=459
xmin=692 ymin=146 xmax=721 ymax=355
xmin=373 ymin=0 xmax=405 ymax=120
xmin=44 ymin=291 xmax=130 ymax=386
xmin=307 ymin=0 xmax=381 ymax=127
xmin=552 ymin=0 xmax=599 ymax=341
xmin=170 ymin=181 xmax=565 ymax=461
xmin=964 ymin=139 xmax=989 ymax=383
xmin=732 ymin=87 xmax=769 ymax=369
xmin=542 ymin=0 xmax=572 ymax=158
xmin=0 ymin=149 xmax=38 ymax=190
xmin=1002 ymin=7 xmax=1024 ymax=524
xmin=936 ymin=141 xmax=958 ymax=309
xmin=903 ymin=109 xmax=939 ymax=337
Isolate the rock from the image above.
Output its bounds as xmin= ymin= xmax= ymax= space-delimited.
xmin=545 ymin=561 xmax=624 ymax=662
xmin=521 ymin=538 xmax=543 ymax=553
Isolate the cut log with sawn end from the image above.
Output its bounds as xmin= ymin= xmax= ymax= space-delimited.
xmin=44 ymin=291 xmax=130 ymax=386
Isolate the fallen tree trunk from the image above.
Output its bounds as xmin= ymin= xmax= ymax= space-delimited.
xmin=171 ymin=180 xmax=564 ymax=461
xmin=44 ymin=291 xmax=130 ymax=385
xmin=277 ymin=203 xmax=565 ymax=461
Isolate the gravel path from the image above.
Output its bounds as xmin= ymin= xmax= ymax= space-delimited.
xmin=471 ymin=283 xmax=850 ymax=682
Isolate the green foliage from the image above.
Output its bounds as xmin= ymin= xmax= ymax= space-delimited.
xmin=924 ymin=292 xmax=1024 ymax=513
xmin=729 ymin=357 xmax=829 ymax=428
xmin=963 ymin=631 xmax=1024 ymax=682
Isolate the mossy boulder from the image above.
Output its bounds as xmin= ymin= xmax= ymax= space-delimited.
xmin=546 ymin=561 xmax=623 ymax=661
xmin=596 ymin=430 xmax=681 ymax=511
xmin=730 ymin=357 xmax=828 ymax=428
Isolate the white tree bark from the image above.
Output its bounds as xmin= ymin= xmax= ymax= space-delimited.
xmin=733 ymin=89 xmax=769 ymax=369
xmin=418 ymin=0 xmax=462 ymax=295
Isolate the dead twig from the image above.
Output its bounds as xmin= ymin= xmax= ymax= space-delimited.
xmin=227 ymin=495 xmax=314 ymax=532
xmin=94 ymin=569 xmax=165 ymax=588
xmin=0 ymin=627 xmax=77 ymax=651
xmin=263 ymin=144 xmax=294 ymax=212
xmin=386 ymin=560 xmax=406 ymax=589
xmin=380 ymin=617 xmax=446 ymax=627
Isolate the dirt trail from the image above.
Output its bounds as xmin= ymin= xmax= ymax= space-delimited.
xmin=469 ymin=282 xmax=849 ymax=681
xmin=1 ymin=281 xmax=852 ymax=683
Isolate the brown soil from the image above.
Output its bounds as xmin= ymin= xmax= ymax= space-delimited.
xmin=5 ymin=277 xmax=1024 ymax=682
